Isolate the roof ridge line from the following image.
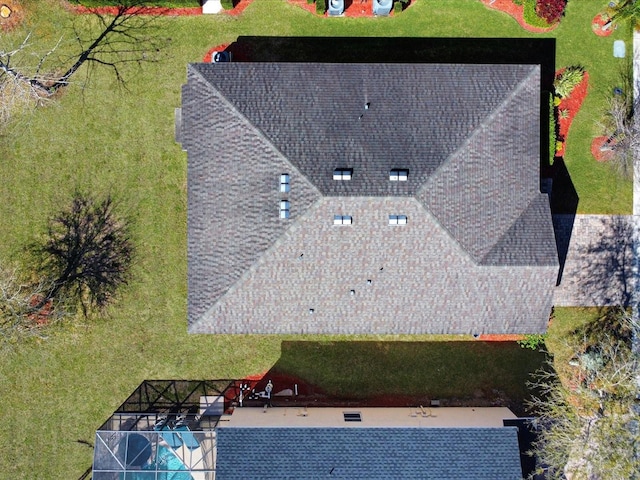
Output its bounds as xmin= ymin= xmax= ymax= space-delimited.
xmin=417 ymin=65 xmax=539 ymax=198
xmin=190 ymin=64 xmax=322 ymax=198
xmin=190 ymin=198 xmax=326 ymax=332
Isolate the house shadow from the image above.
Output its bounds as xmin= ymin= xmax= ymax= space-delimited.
xmin=549 ymin=157 xmax=579 ymax=286
xmin=246 ymin=340 xmax=548 ymax=417
xmin=228 ymin=36 xmax=556 ymax=87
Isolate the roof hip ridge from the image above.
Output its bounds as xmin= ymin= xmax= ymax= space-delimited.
xmin=190 ymin=197 xmax=325 ymax=333
xmin=189 ymin=64 xmax=321 ymax=198
xmin=418 ymin=64 xmax=540 ymax=196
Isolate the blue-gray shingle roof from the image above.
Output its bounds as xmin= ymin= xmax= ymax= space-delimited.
xmin=215 ymin=427 xmax=523 ymax=479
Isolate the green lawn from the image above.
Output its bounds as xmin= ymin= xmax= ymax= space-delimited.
xmin=270 ymin=340 xmax=546 ymax=413
xmin=0 ymin=0 xmax=633 ymax=478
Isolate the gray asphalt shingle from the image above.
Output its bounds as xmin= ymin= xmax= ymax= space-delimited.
xmin=181 ymin=62 xmax=558 ymax=334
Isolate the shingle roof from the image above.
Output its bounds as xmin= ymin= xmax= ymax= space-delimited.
xmin=215 ymin=427 xmax=523 ymax=479
xmin=181 ymin=62 xmax=558 ymax=334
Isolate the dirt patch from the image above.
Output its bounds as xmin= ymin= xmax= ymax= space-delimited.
xmin=480 ymin=0 xmax=556 ymax=33
xmin=229 ymin=370 xmax=527 ymax=415
xmin=0 ymin=0 xmax=25 ymax=31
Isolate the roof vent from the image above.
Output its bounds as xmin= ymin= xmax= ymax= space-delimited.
xmin=350 ymin=289 xmax=355 ymax=296
xmin=389 ymin=169 xmax=409 ymax=181
xmin=280 ymin=174 xmax=290 ymax=193
xmin=343 ymin=411 xmax=362 ymax=422
xmin=279 ymin=200 xmax=290 ymax=219
xmin=364 ymin=102 xmax=370 ymax=110
xmin=309 ymin=308 xmax=315 ymax=314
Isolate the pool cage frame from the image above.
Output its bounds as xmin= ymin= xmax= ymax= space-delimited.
xmin=93 ymin=380 xmax=235 ymax=480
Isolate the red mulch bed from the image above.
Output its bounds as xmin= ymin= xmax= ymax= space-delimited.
xmin=226 ymin=370 xmax=515 ymax=410
xmin=591 ymin=135 xmax=615 ymax=162
xmin=203 ymin=42 xmax=253 ymax=62
xmin=0 ymin=0 xmax=25 ymax=31
xmin=478 ymin=334 xmax=525 ymax=341
xmin=71 ymin=4 xmax=201 ymax=16
xmin=70 ymin=0 xmax=255 ymax=16
xmin=480 ymin=0 xmax=556 ymax=33
xmin=592 ymin=12 xmax=615 ymax=37
xmin=555 ymin=70 xmax=589 ymax=158
xmin=27 ymin=294 xmax=54 ymax=326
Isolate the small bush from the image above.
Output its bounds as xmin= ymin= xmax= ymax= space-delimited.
xmin=307 ymin=0 xmax=314 ymax=4
xmin=523 ymin=0 xmax=551 ymax=27
xmin=548 ymin=93 xmax=557 ymax=163
xmin=394 ymin=1 xmax=403 ymax=13
xmin=221 ymin=0 xmax=234 ymax=10
xmin=512 ymin=0 xmax=524 ymax=5
xmin=554 ymin=66 xmax=585 ymax=99
xmin=536 ymin=0 xmax=567 ymax=25
xmin=316 ymin=0 xmax=325 ymax=14
xmin=517 ymin=333 xmax=546 ymax=350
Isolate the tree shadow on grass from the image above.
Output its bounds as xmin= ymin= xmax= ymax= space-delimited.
xmin=253 ymin=340 xmax=548 ymax=417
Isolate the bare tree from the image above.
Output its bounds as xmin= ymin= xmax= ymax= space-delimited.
xmin=33 ymin=193 xmax=134 ymax=316
xmin=0 ymin=0 xmax=167 ymax=128
xmin=609 ymin=0 xmax=640 ymax=31
xmin=0 ymin=264 xmax=66 ymax=344
xmin=528 ymin=308 xmax=640 ymax=479
xmin=598 ymin=65 xmax=639 ymax=179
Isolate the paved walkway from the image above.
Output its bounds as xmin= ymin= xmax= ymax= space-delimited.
xmin=553 ymin=215 xmax=638 ymax=306
xmin=554 ymin=32 xmax=640 ymax=311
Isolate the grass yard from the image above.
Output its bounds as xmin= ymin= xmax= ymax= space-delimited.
xmin=0 ymin=0 xmax=633 ymax=478
xmin=270 ymin=340 xmax=546 ymax=415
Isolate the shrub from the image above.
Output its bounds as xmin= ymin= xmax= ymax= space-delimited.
xmin=316 ymin=0 xmax=325 ymax=14
xmin=523 ymin=0 xmax=551 ymax=27
xmin=548 ymin=93 xmax=557 ymax=162
xmin=517 ymin=333 xmax=546 ymax=350
xmin=221 ymin=0 xmax=234 ymax=10
xmin=512 ymin=0 xmax=524 ymax=5
xmin=307 ymin=0 xmax=314 ymax=3
xmin=535 ymin=0 xmax=567 ymax=25
xmin=394 ymin=1 xmax=403 ymax=13
xmin=554 ymin=66 xmax=585 ymax=99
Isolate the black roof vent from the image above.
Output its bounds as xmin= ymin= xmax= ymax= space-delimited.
xmin=343 ymin=411 xmax=362 ymax=422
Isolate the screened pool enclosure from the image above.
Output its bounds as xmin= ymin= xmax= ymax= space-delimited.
xmin=93 ymin=380 xmax=234 ymax=480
